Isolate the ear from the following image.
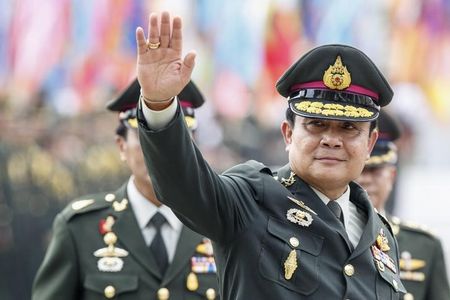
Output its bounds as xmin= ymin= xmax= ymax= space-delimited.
xmin=367 ymin=129 xmax=379 ymax=158
xmin=115 ymin=135 xmax=127 ymax=161
xmin=281 ymin=120 xmax=293 ymax=151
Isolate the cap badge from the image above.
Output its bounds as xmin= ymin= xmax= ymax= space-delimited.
xmin=323 ymin=55 xmax=351 ymax=90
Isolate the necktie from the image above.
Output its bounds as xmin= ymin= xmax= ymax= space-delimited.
xmin=149 ymin=212 xmax=169 ymax=275
xmin=327 ymin=201 xmax=345 ymax=227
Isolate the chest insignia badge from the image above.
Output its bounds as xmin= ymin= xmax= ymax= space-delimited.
xmin=286 ymin=208 xmax=313 ymax=227
xmin=284 ymin=249 xmax=298 ymax=280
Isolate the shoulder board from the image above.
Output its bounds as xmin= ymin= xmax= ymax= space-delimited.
xmin=61 ymin=192 xmax=117 ymax=221
xmin=397 ymin=219 xmax=437 ymax=238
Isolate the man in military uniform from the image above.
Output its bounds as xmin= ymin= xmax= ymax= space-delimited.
xmin=32 ymin=79 xmax=219 ymax=300
xmin=133 ymin=12 xmax=406 ymax=299
xmin=356 ymin=110 xmax=450 ymax=300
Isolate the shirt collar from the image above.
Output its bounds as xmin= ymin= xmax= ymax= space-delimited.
xmin=311 ymin=185 xmax=351 ymax=227
xmin=127 ymin=177 xmax=182 ymax=232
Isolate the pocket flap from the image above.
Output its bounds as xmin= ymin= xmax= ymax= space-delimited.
xmin=84 ymin=273 xmax=138 ymax=294
xmin=267 ymin=217 xmax=323 ymax=256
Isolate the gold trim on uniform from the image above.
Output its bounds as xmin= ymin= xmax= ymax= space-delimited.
xmin=281 ymin=172 xmax=296 ymax=187
xmin=365 ymin=150 xmax=397 ymax=166
xmin=323 ymin=55 xmax=351 ymax=90
xmin=71 ymin=199 xmax=94 ymax=210
xmin=286 ymin=208 xmax=313 ymax=227
xmin=287 ymin=196 xmax=317 ymax=215
xmin=284 ymin=250 xmax=298 ymax=280
xmin=186 ymin=272 xmax=199 ymax=291
xmin=113 ymin=199 xmax=128 ymax=212
xmin=294 ymin=101 xmax=374 ymax=118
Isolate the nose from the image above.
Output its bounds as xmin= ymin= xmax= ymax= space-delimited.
xmin=320 ymin=133 xmax=343 ymax=148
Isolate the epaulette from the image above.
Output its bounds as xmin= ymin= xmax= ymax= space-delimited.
xmin=61 ymin=192 xmax=118 ymax=222
xmin=397 ymin=218 xmax=436 ymax=238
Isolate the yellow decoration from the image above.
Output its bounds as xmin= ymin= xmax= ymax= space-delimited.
xmin=127 ymin=118 xmax=138 ymax=128
xmin=323 ymin=55 xmax=351 ymax=90
xmin=284 ymin=249 xmax=298 ymax=280
xmin=294 ymin=101 xmax=374 ymax=118
xmin=366 ymin=150 xmax=398 ymax=166
xmin=186 ymin=272 xmax=199 ymax=291
xmin=376 ymin=232 xmax=391 ymax=252
xmin=184 ymin=116 xmax=197 ymax=130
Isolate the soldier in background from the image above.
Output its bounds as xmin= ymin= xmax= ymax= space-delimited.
xmin=32 ymin=79 xmax=219 ymax=300
xmin=356 ymin=109 xmax=450 ymax=300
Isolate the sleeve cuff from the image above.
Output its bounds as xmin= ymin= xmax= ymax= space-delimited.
xmin=141 ymin=96 xmax=178 ymax=130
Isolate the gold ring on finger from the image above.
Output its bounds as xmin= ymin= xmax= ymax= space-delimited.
xmin=147 ymin=41 xmax=161 ymax=50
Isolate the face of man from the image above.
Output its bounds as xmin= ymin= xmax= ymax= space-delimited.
xmin=281 ymin=116 xmax=378 ymax=198
xmin=116 ymin=128 xmax=161 ymax=205
xmin=355 ymin=165 xmax=396 ymax=210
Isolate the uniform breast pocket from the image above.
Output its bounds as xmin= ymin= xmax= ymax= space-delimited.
xmin=84 ymin=273 xmax=138 ymax=298
xmin=258 ymin=217 xmax=324 ymax=296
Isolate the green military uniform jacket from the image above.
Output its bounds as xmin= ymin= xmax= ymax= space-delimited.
xmin=32 ymin=183 xmax=219 ymax=300
xmin=389 ymin=217 xmax=450 ymax=300
xmin=137 ymin=107 xmax=406 ymax=299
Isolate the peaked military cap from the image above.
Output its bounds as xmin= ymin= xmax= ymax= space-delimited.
xmin=276 ymin=44 xmax=393 ymax=121
xmin=366 ymin=109 xmax=402 ymax=168
xmin=106 ymin=79 xmax=205 ymax=131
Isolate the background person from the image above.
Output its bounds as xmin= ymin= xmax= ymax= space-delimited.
xmin=356 ymin=109 xmax=450 ymax=300
xmin=32 ymin=79 xmax=219 ymax=300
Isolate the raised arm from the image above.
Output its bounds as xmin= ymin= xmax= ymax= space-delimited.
xmin=136 ymin=12 xmax=196 ymax=110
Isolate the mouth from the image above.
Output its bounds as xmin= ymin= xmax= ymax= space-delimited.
xmin=315 ymin=157 xmax=346 ymax=162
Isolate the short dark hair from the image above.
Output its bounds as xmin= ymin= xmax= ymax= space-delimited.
xmin=285 ymin=108 xmax=378 ymax=132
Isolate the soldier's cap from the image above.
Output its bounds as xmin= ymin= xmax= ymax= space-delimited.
xmin=106 ymin=79 xmax=205 ymax=131
xmin=366 ymin=109 xmax=402 ymax=168
xmin=276 ymin=44 xmax=393 ymax=122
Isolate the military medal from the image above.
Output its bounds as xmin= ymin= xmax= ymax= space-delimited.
xmin=284 ymin=250 xmax=298 ymax=280
xmin=286 ymin=208 xmax=313 ymax=227
xmin=287 ymin=196 xmax=317 ymax=215
xmin=191 ymin=256 xmax=217 ymax=273
xmin=186 ymin=272 xmax=199 ymax=291
xmin=196 ymin=238 xmax=214 ymax=256
xmin=99 ymin=215 xmax=115 ymax=235
xmin=376 ymin=228 xmax=390 ymax=252
xmin=94 ymin=231 xmax=129 ymax=272
xmin=371 ymin=245 xmax=397 ymax=273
